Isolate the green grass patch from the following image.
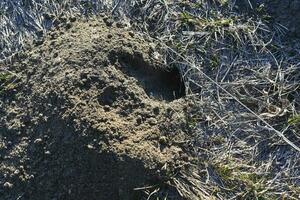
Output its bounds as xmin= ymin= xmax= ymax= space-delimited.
xmin=212 ymin=160 xmax=276 ymax=200
xmin=0 ymin=72 xmax=12 ymax=83
xmin=288 ymin=115 xmax=300 ymax=125
xmin=179 ymin=12 xmax=234 ymax=30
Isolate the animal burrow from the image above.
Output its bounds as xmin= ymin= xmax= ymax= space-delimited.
xmin=111 ymin=52 xmax=186 ymax=102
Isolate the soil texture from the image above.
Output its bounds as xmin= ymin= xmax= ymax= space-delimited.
xmin=0 ymin=17 xmax=197 ymax=200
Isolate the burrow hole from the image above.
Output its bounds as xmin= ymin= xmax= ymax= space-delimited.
xmin=110 ymin=52 xmax=186 ymax=102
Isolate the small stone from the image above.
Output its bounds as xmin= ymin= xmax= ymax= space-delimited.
xmin=87 ymin=144 xmax=94 ymax=149
xmin=103 ymin=17 xmax=114 ymax=26
xmin=81 ymin=78 xmax=87 ymax=83
xmin=153 ymin=51 xmax=162 ymax=60
xmin=14 ymin=169 xmax=20 ymax=175
xmin=34 ymin=138 xmax=42 ymax=144
xmin=128 ymin=31 xmax=134 ymax=37
xmin=45 ymin=151 xmax=51 ymax=155
xmin=147 ymin=118 xmax=157 ymax=125
xmin=104 ymin=105 xmax=110 ymax=112
xmin=3 ymin=182 xmax=13 ymax=189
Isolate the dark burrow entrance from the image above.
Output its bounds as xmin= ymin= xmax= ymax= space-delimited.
xmin=112 ymin=52 xmax=186 ymax=102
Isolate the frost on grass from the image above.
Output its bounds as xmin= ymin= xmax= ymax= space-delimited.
xmin=1 ymin=0 xmax=300 ymax=199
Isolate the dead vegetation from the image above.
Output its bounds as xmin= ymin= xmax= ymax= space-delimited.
xmin=1 ymin=0 xmax=300 ymax=199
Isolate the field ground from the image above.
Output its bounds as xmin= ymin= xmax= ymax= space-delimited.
xmin=1 ymin=0 xmax=300 ymax=199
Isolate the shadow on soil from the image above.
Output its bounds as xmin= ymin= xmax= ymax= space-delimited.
xmin=110 ymin=51 xmax=186 ymax=102
xmin=5 ymin=118 xmax=156 ymax=200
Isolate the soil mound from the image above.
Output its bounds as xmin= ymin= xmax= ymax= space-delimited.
xmin=0 ymin=17 xmax=198 ymax=200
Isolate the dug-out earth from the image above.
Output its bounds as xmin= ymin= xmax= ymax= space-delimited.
xmin=0 ymin=17 xmax=200 ymax=200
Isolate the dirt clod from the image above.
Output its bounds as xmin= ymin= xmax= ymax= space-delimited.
xmin=3 ymin=182 xmax=13 ymax=189
xmin=159 ymin=136 xmax=168 ymax=145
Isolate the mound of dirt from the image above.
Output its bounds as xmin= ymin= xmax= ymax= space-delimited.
xmin=0 ymin=17 xmax=200 ymax=200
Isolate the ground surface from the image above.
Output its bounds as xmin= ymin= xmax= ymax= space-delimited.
xmin=1 ymin=0 xmax=300 ymax=200
xmin=237 ymin=0 xmax=300 ymax=37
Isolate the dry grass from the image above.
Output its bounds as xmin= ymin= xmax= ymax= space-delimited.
xmin=1 ymin=0 xmax=300 ymax=199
